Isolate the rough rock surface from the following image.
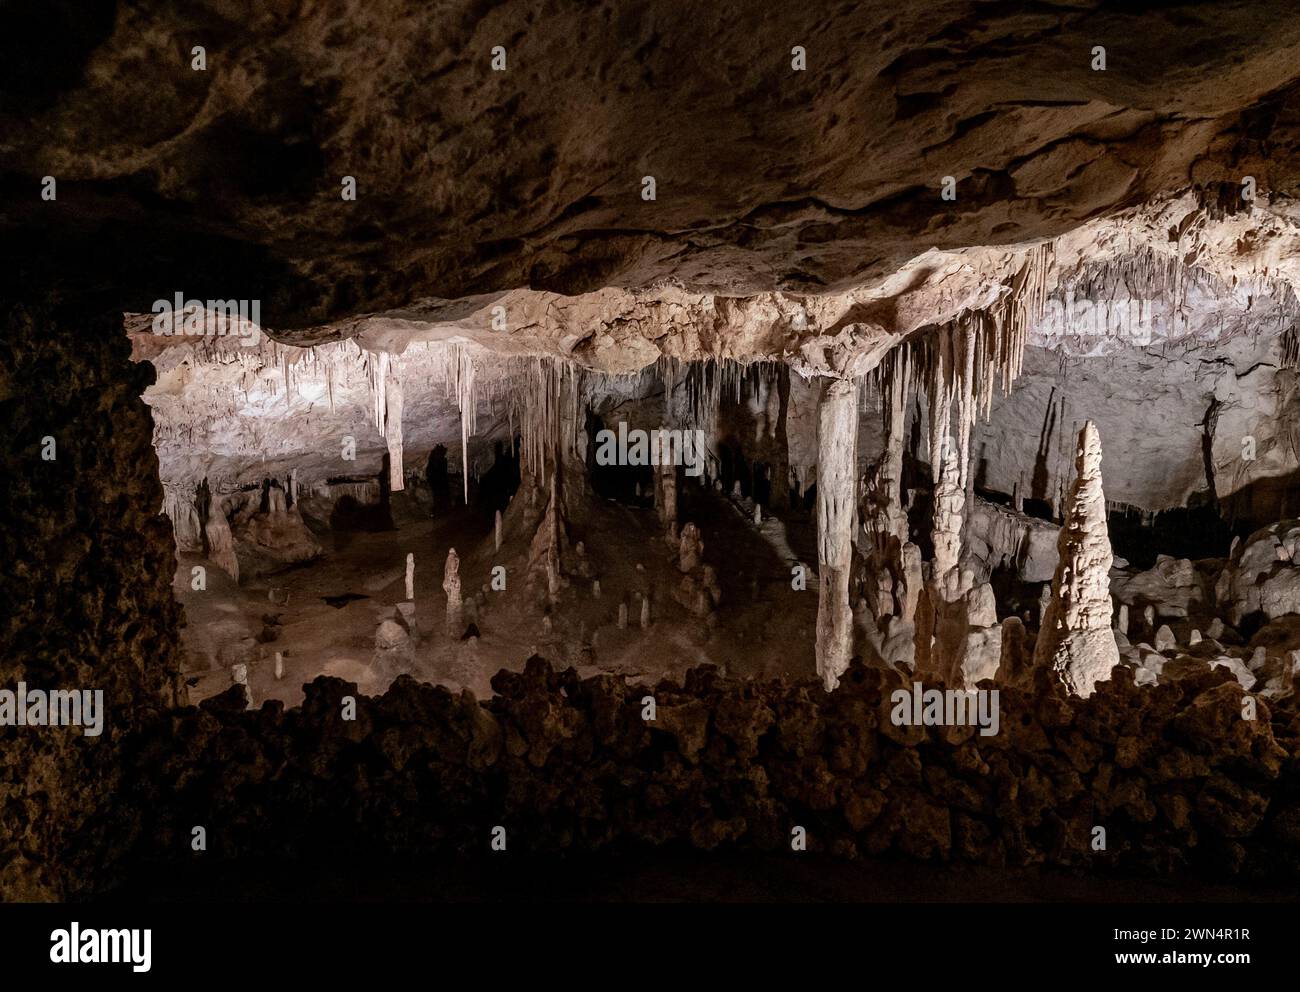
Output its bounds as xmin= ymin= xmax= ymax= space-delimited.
xmin=1217 ymin=520 xmax=1300 ymax=626
xmin=0 ymin=298 xmax=186 ymax=899
xmin=109 ymin=655 xmax=1300 ymax=885
xmin=10 ymin=2 xmax=1300 ymax=333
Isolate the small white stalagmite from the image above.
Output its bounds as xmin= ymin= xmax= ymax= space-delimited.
xmin=815 ymin=378 xmax=858 ymax=691
xmin=443 ymin=548 xmax=463 ymax=636
xmin=1032 ymin=422 xmax=1121 ymax=696
xmin=405 ymin=553 xmax=415 ymax=601
xmin=494 ymin=509 xmax=502 ymax=551
xmin=231 ymin=663 xmax=252 ymax=709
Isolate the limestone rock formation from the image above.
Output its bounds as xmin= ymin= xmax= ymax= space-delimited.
xmin=678 ymin=523 xmax=704 ymax=575
xmin=1032 ymin=422 xmax=1121 ymax=696
xmin=1217 ymin=520 xmax=1300 ymax=626
xmin=443 ymin=549 xmax=463 ymax=635
xmin=815 ymin=378 xmax=858 ymax=690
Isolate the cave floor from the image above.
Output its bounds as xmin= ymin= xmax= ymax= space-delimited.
xmin=175 ymin=486 xmax=821 ymax=706
xmin=100 ymin=852 xmax=1300 ymax=903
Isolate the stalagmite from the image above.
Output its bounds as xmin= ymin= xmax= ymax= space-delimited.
xmin=678 ymin=523 xmax=704 ymax=573
xmin=618 ymin=600 xmax=628 ymax=629
xmin=274 ymin=651 xmax=284 ymax=680
xmin=443 ymin=548 xmax=463 ymax=635
xmin=405 ymin=553 xmax=415 ymax=601
xmin=494 ymin=510 xmax=502 ymax=552
xmin=899 ymin=544 xmax=923 ymax=624
xmin=640 ymin=595 xmax=651 ymax=629
xmin=1116 ymin=602 xmax=1129 ymax=635
xmin=655 ymin=430 xmax=678 ymax=535
xmin=204 ymin=507 xmax=239 ymax=583
xmin=231 ymin=663 xmax=252 ymax=709
xmin=1032 ymin=422 xmax=1121 ymax=697
xmin=815 ymin=378 xmax=858 ymax=691
xmin=996 ymin=617 xmax=1030 ymax=686
xmin=1154 ymin=624 xmax=1176 ymax=652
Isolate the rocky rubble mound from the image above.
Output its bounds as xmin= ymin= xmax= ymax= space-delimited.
xmin=114 ymin=655 xmax=1300 ymax=887
xmin=1217 ymin=520 xmax=1300 ymax=626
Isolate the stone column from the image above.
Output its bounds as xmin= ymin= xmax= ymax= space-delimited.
xmin=815 ymin=378 xmax=858 ymax=691
xmin=386 ymin=374 xmax=404 ymax=492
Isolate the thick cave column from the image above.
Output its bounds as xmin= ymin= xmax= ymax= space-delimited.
xmin=385 ymin=372 xmax=404 ymax=492
xmin=816 ymin=377 xmax=859 ymax=691
xmin=862 ymin=351 xmax=917 ymax=624
xmin=1032 ymin=421 xmax=1120 ymax=696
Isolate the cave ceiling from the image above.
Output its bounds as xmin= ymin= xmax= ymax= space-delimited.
xmin=6 ymin=0 xmax=1300 ymax=367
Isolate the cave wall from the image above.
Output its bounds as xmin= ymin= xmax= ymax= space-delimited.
xmin=973 ymin=338 xmax=1300 ymax=516
xmin=847 ymin=337 xmax=1300 ymax=525
xmin=0 ymin=299 xmax=186 ymax=899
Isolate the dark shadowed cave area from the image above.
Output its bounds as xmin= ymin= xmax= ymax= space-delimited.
xmin=9 ymin=2 xmax=1300 ymax=930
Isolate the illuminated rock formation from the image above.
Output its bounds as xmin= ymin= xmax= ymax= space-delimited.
xmin=1033 ymin=422 xmax=1121 ymax=697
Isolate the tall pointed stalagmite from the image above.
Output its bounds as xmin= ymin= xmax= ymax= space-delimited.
xmin=815 ymin=378 xmax=858 ymax=691
xmin=1032 ymin=421 xmax=1120 ymax=696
